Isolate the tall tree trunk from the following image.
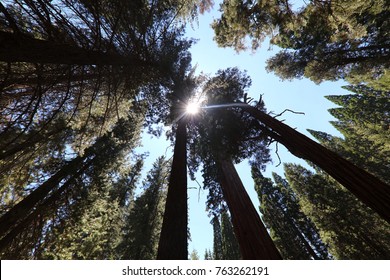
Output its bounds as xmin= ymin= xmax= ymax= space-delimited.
xmin=0 ymin=155 xmax=92 ymax=238
xmin=283 ymin=213 xmax=320 ymax=259
xmin=0 ymin=31 xmax=152 ymax=66
xmin=157 ymin=119 xmax=188 ymax=259
xmin=0 ymin=163 xmax=89 ymax=255
xmin=242 ymin=104 xmax=390 ymax=224
xmin=216 ymin=158 xmax=282 ymax=259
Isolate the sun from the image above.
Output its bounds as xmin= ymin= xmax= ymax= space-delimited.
xmin=186 ymin=102 xmax=200 ymax=115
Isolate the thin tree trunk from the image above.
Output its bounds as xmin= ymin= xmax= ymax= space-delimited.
xmin=0 ymin=154 xmax=91 ymax=238
xmin=284 ymin=214 xmax=320 ymax=259
xmin=0 ymin=162 xmax=90 ymax=254
xmin=0 ymin=31 xmax=152 ymax=66
xmin=157 ymin=119 xmax=188 ymax=259
xmin=216 ymin=158 xmax=282 ymax=260
xmin=242 ymin=104 xmax=390 ymax=224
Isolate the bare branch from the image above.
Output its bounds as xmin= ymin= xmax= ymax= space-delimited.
xmin=274 ymin=142 xmax=282 ymax=167
xmin=270 ymin=108 xmax=305 ymax=118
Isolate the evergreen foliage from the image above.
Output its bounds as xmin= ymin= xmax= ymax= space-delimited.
xmin=0 ymin=0 xmax=388 ymax=260
xmin=212 ymin=0 xmax=390 ymax=86
xmin=252 ymin=165 xmax=331 ymax=260
xmin=0 ymin=0 xmax=193 ymax=259
xmin=118 ymin=157 xmax=169 ymax=260
xmin=284 ymin=164 xmax=390 ymax=259
xmin=211 ymin=211 xmax=241 ymax=260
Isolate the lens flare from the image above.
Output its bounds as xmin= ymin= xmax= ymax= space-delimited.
xmin=186 ymin=102 xmax=200 ymax=115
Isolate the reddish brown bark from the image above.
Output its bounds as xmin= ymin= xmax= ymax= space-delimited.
xmin=157 ymin=119 xmax=188 ymax=259
xmin=242 ymin=104 xmax=390 ymax=224
xmin=217 ymin=158 xmax=282 ymax=259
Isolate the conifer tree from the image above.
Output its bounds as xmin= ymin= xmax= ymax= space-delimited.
xmin=212 ymin=0 xmax=390 ymax=87
xmin=220 ymin=211 xmax=241 ymax=259
xmin=309 ymin=84 xmax=390 ymax=185
xmin=188 ymin=68 xmax=281 ymax=259
xmin=241 ymin=104 xmax=390 ymax=223
xmin=0 ymin=112 xmax=143 ymax=259
xmin=252 ymin=165 xmax=330 ymax=259
xmin=204 ymin=249 xmax=213 ymax=260
xmin=0 ymin=0 xmax=196 ymax=259
xmin=119 ymin=157 xmax=169 ymax=260
xmin=284 ymin=164 xmax=390 ymax=259
xmin=211 ymin=215 xmax=223 ymax=260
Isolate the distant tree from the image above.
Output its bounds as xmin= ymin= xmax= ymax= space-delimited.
xmin=119 ymin=157 xmax=169 ymax=260
xmin=189 ymin=249 xmax=200 ymax=260
xmin=204 ymin=249 xmax=213 ymax=260
xmin=252 ymin=165 xmax=331 ymax=259
xmin=220 ymin=211 xmax=241 ymax=259
xmin=284 ymin=163 xmax=390 ymax=259
xmin=211 ymin=215 xmax=223 ymax=260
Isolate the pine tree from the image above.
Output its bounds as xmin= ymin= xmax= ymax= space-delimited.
xmin=0 ymin=113 xmax=144 ymax=259
xmin=284 ymin=164 xmax=390 ymax=259
xmin=252 ymin=165 xmax=330 ymax=259
xmin=119 ymin=157 xmax=169 ymax=260
xmin=211 ymin=215 xmax=223 ymax=260
xmin=220 ymin=211 xmax=241 ymax=259
xmin=204 ymin=249 xmax=213 ymax=260
xmin=309 ymin=84 xmax=390 ymax=185
xmin=189 ymin=249 xmax=200 ymax=260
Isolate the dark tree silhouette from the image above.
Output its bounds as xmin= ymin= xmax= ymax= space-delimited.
xmin=157 ymin=119 xmax=188 ymax=259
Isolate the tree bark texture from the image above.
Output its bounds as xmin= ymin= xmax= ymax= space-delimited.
xmin=157 ymin=119 xmax=188 ymax=259
xmin=217 ymin=158 xmax=282 ymax=259
xmin=243 ymin=104 xmax=390 ymax=224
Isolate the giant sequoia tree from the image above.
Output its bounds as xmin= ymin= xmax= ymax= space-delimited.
xmin=241 ymin=104 xmax=390 ymax=223
xmin=0 ymin=0 xmax=197 ymax=259
xmin=188 ymin=68 xmax=282 ymax=259
xmin=1 ymin=0 xmax=388 ymax=260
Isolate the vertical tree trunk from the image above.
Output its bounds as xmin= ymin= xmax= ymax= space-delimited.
xmin=242 ymin=104 xmax=390 ymax=224
xmin=217 ymin=158 xmax=282 ymax=259
xmin=283 ymin=214 xmax=320 ymax=259
xmin=157 ymin=119 xmax=188 ymax=259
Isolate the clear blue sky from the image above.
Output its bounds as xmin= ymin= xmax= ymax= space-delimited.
xmin=137 ymin=1 xmax=350 ymax=258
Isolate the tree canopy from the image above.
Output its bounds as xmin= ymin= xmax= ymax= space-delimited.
xmin=1 ymin=0 xmax=389 ymax=260
xmin=212 ymin=0 xmax=390 ymax=86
